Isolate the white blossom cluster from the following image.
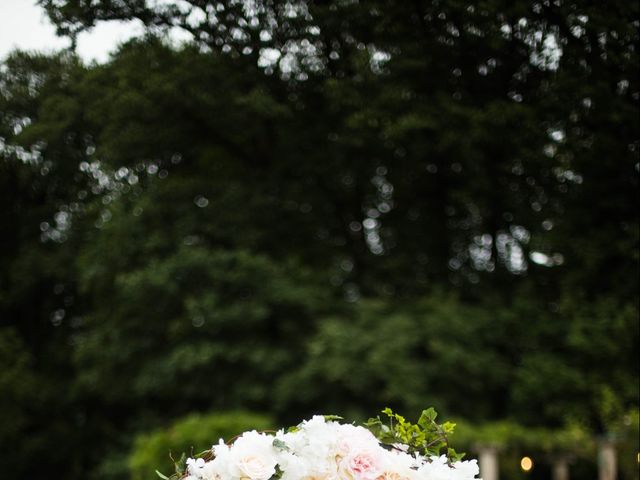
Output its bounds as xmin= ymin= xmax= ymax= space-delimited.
xmin=184 ymin=416 xmax=480 ymax=480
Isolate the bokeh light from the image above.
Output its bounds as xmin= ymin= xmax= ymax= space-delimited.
xmin=520 ymin=456 xmax=533 ymax=472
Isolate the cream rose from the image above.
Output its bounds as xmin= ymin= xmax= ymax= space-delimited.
xmin=236 ymin=454 xmax=276 ymax=479
xmin=225 ymin=431 xmax=278 ymax=480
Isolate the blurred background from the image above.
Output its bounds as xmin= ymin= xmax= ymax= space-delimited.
xmin=0 ymin=1 xmax=638 ymax=479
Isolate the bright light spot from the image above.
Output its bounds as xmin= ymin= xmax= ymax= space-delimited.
xmin=530 ymin=251 xmax=551 ymax=266
xmin=530 ymin=251 xmax=564 ymax=267
xmin=258 ymin=47 xmax=281 ymax=68
xmin=520 ymin=456 xmax=533 ymax=472
xmin=362 ymin=218 xmax=377 ymax=229
xmin=549 ymin=128 xmax=565 ymax=142
xmin=260 ymin=30 xmax=272 ymax=42
xmin=194 ymin=195 xmax=209 ymax=208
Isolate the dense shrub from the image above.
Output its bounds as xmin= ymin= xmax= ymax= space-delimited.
xmin=129 ymin=411 xmax=273 ymax=480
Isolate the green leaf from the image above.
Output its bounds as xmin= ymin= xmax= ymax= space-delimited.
xmin=419 ymin=408 xmax=437 ymax=425
xmin=174 ymin=452 xmax=187 ymax=474
xmin=272 ymin=438 xmax=290 ymax=452
xmin=323 ymin=415 xmax=344 ymax=422
xmin=448 ymin=448 xmax=466 ymax=462
xmin=442 ymin=421 xmax=457 ymax=435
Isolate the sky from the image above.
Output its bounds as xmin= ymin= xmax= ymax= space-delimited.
xmin=0 ymin=0 xmax=143 ymax=63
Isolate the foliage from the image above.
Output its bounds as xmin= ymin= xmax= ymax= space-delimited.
xmin=0 ymin=0 xmax=638 ymax=478
xmin=365 ymin=407 xmax=464 ymax=462
xmin=0 ymin=328 xmax=38 ymax=474
xmin=130 ymin=411 xmax=273 ymax=480
xmin=280 ymin=297 xmax=638 ymax=430
xmin=451 ymin=419 xmax=594 ymax=456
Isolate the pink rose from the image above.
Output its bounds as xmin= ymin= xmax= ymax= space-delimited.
xmin=343 ymin=451 xmax=381 ymax=480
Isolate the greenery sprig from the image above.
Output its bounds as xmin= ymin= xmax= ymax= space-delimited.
xmin=364 ymin=407 xmax=465 ymax=464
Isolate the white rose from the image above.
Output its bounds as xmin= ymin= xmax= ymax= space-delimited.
xmin=226 ymin=431 xmax=279 ymax=480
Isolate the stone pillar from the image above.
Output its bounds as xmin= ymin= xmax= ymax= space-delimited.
xmin=598 ymin=439 xmax=617 ymax=480
xmin=477 ymin=446 xmax=499 ymax=480
xmin=552 ymin=456 xmax=570 ymax=480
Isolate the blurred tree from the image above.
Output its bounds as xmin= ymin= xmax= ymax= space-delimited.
xmin=36 ymin=0 xmax=639 ymax=297
xmin=280 ymin=294 xmax=638 ymax=432
xmin=0 ymin=53 xmax=95 ymax=478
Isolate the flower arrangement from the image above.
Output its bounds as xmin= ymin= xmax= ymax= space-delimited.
xmin=157 ymin=408 xmax=480 ymax=480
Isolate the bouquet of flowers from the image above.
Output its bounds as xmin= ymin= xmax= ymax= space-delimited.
xmin=158 ymin=408 xmax=480 ymax=480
